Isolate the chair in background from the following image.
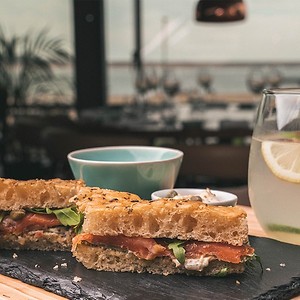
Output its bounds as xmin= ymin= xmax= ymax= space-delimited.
xmin=174 ymin=144 xmax=251 ymax=206
xmin=41 ymin=126 xmax=151 ymax=179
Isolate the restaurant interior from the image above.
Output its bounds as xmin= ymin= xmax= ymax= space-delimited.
xmin=1 ymin=0 xmax=300 ymax=206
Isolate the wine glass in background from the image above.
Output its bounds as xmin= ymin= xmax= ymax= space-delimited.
xmin=161 ymin=70 xmax=180 ymax=99
xmin=265 ymin=67 xmax=282 ymax=88
xmin=246 ymin=68 xmax=266 ymax=94
xmin=145 ymin=67 xmax=159 ymax=93
xmin=134 ymin=69 xmax=151 ymax=117
xmin=161 ymin=70 xmax=180 ymax=124
xmin=135 ymin=69 xmax=149 ymax=95
xmin=248 ymin=88 xmax=300 ymax=245
xmin=197 ymin=69 xmax=213 ymax=94
xmin=135 ymin=67 xmax=159 ymax=102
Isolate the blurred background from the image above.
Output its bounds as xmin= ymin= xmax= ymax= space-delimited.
xmin=1 ymin=0 xmax=300 ymax=204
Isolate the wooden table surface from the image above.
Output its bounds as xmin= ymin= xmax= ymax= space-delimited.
xmin=0 ymin=206 xmax=297 ymax=300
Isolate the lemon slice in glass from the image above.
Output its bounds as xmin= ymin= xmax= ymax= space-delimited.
xmin=261 ymin=140 xmax=300 ymax=183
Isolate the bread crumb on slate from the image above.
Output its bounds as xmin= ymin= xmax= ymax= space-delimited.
xmin=73 ymin=276 xmax=82 ymax=283
xmin=280 ymin=263 xmax=286 ymax=267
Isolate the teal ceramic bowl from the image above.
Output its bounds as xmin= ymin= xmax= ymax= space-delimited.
xmin=67 ymin=146 xmax=183 ymax=199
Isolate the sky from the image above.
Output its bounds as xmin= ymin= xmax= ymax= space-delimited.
xmin=0 ymin=1 xmax=74 ymax=52
xmin=1 ymin=0 xmax=300 ymax=63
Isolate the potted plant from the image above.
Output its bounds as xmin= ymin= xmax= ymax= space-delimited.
xmin=0 ymin=26 xmax=71 ymax=178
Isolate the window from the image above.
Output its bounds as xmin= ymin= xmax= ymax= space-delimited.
xmin=0 ymin=0 xmax=74 ymax=106
xmin=105 ymin=0 xmax=300 ymax=100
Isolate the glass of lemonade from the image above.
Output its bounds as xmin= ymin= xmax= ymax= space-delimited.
xmin=248 ymin=88 xmax=300 ymax=245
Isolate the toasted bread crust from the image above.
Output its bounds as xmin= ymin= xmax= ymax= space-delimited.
xmin=73 ymin=243 xmax=245 ymax=276
xmin=0 ymin=178 xmax=85 ymax=210
xmin=0 ymin=226 xmax=74 ymax=251
xmin=71 ymin=187 xmax=248 ymax=246
xmin=71 ymin=187 xmax=141 ymax=212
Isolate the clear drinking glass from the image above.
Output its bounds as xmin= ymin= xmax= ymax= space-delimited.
xmin=248 ymin=88 xmax=300 ymax=245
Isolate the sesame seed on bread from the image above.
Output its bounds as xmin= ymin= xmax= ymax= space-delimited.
xmin=71 ymin=187 xmax=248 ymax=246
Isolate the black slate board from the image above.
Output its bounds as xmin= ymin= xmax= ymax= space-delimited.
xmin=0 ymin=236 xmax=300 ymax=300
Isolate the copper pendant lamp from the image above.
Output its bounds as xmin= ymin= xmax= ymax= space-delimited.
xmin=195 ymin=0 xmax=246 ymax=23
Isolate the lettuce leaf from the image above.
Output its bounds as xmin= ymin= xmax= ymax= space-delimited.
xmin=27 ymin=208 xmax=46 ymax=214
xmin=73 ymin=212 xmax=84 ymax=234
xmin=0 ymin=211 xmax=6 ymax=223
xmin=246 ymin=253 xmax=263 ymax=273
xmin=45 ymin=207 xmax=81 ymax=226
xmin=168 ymin=241 xmax=186 ymax=264
xmin=214 ymin=267 xmax=229 ymax=277
xmin=28 ymin=207 xmax=83 ymax=230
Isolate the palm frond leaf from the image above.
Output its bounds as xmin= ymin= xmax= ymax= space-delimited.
xmin=0 ymin=25 xmax=71 ymax=105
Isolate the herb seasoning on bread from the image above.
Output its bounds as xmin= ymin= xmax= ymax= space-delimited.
xmin=71 ymin=187 xmax=255 ymax=276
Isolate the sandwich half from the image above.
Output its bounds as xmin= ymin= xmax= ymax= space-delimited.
xmin=0 ymin=178 xmax=85 ymax=251
xmin=71 ymin=187 xmax=255 ymax=276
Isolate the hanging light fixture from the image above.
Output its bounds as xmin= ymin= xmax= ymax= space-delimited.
xmin=195 ymin=0 xmax=246 ymax=23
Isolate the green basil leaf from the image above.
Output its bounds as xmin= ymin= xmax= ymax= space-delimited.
xmin=168 ymin=241 xmax=186 ymax=264
xmin=245 ymin=253 xmax=263 ymax=273
xmin=46 ymin=207 xmax=82 ymax=226
xmin=0 ymin=211 xmax=6 ymax=223
xmin=73 ymin=212 xmax=84 ymax=234
xmin=214 ymin=267 xmax=229 ymax=277
xmin=28 ymin=207 xmax=83 ymax=228
xmin=27 ymin=208 xmax=48 ymax=214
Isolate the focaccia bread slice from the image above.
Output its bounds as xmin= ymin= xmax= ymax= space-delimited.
xmin=71 ymin=187 xmax=141 ymax=212
xmin=0 ymin=227 xmax=74 ymax=251
xmin=71 ymin=187 xmax=248 ymax=246
xmin=0 ymin=178 xmax=85 ymax=210
xmin=73 ymin=243 xmax=246 ymax=276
